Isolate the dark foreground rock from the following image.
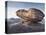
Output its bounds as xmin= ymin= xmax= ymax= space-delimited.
xmin=5 ymin=18 xmax=45 ymax=34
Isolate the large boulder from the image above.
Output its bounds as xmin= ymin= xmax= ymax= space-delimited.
xmin=16 ymin=8 xmax=45 ymax=22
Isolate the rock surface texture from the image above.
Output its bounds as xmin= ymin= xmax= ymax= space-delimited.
xmin=16 ymin=8 xmax=44 ymax=22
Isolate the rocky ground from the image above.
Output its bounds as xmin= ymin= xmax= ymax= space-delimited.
xmin=5 ymin=18 xmax=45 ymax=34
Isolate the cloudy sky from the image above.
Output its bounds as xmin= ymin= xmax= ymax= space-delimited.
xmin=7 ymin=1 xmax=45 ymax=18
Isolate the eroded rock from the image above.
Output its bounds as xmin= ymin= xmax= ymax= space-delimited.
xmin=16 ymin=8 xmax=45 ymax=23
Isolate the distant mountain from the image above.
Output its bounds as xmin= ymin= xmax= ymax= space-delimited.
xmin=5 ymin=18 xmax=21 ymax=28
xmin=8 ymin=18 xmax=21 ymax=23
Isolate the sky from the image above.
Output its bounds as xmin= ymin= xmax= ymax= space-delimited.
xmin=7 ymin=1 xmax=45 ymax=18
